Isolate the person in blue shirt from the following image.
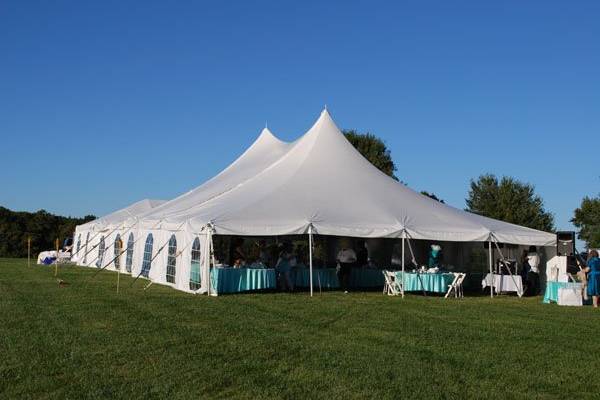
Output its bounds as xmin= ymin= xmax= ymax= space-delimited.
xmin=275 ymin=242 xmax=295 ymax=292
xmin=585 ymin=249 xmax=600 ymax=308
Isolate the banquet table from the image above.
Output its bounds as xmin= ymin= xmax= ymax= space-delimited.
xmin=482 ymin=273 xmax=523 ymax=295
xmin=349 ymin=268 xmax=385 ymax=288
xmin=210 ymin=267 xmax=276 ymax=295
xmin=292 ymin=267 xmax=385 ymax=289
xmin=396 ymin=272 xmax=455 ymax=293
xmin=543 ymin=281 xmax=583 ymax=303
xmin=293 ymin=268 xmax=339 ymax=288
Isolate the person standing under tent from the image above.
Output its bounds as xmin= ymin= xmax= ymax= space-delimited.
xmin=337 ymin=243 xmax=357 ymax=294
xmin=428 ymin=244 xmax=442 ymax=268
xmin=520 ymin=249 xmax=530 ymax=293
xmin=231 ymin=238 xmax=246 ymax=268
xmin=585 ymin=250 xmax=600 ymax=308
xmin=356 ymin=240 xmax=369 ymax=268
xmin=275 ymin=242 xmax=294 ymax=292
xmin=526 ymin=246 xmax=541 ymax=296
xmin=257 ymin=239 xmax=269 ymax=266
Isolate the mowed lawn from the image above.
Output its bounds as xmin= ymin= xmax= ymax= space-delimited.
xmin=1 ymin=258 xmax=599 ymax=399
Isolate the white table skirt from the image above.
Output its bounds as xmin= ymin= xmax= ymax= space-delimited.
xmin=482 ymin=273 xmax=523 ymax=293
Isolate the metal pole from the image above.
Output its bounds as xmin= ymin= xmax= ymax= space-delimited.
xmin=54 ymin=238 xmax=59 ymax=277
xmin=488 ymin=240 xmax=493 ymax=298
xmin=401 ymin=235 xmax=405 ymax=298
xmin=27 ymin=237 xmax=31 ymax=268
xmin=309 ymin=225 xmax=314 ymax=297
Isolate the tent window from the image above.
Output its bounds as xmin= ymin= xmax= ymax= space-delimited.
xmin=114 ymin=234 xmax=122 ymax=270
xmin=96 ymin=236 xmax=105 ymax=268
xmin=141 ymin=234 xmax=154 ymax=278
xmin=166 ymin=235 xmax=177 ymax=284
xmin=83 ymin=232 xmax=90 ymax=263
xmin=125 ymin=233 xmax=134 ymax=273
xmin=76 ymin=234 xmax=81 ymax=255
xmin=190 ymin=237 xmax=201 ymax=290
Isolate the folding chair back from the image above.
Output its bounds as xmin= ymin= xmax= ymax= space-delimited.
xmin=382 ymin=270 xmax=401 ymax=296
xmin=445 ymin=272 xmax=467 ymax=298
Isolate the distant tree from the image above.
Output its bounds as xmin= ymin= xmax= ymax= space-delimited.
xmin=343 ymin=130 xmax=397 ymax=180
xmin=465 ymin=174 xmax=554 ymax=232
xmin=421 ymin=191 xmax=445 ymax=203
xmin=571 ymin=196 xmax=600 ymax=249
xmin=0 ymin=206 xmax=95 ymax=258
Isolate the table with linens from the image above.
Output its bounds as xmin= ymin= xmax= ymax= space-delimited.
xmin=293 ymin=268 xmax=339 ymax=289
xmin=395 ymin=271 xmax=455 ymax=293
xmin=210 ymin=267 xmax=276 ymax=295
xmin=292 ymin=267 xmax=385 ymax=289
xmin=482 ymin=273 xmax=523 ymax=295
xmin=543 ymin=281 xmax=583 ymax=303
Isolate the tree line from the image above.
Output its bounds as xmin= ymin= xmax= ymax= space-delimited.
xmin=0 ymin=207 xmax=95 ymax=258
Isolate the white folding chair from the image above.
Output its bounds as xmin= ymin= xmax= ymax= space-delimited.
xmin=382 ymin=270 xmax=401 ymax=296
xmin=445 ymin=273 xmax=466 ymax=298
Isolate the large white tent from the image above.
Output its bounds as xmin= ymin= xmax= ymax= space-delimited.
xmin=75 ymin=110 xmax=556 ymax=296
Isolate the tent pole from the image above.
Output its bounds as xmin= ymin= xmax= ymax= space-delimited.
xmin=488 ymin=240 xmax=493 ymax=298
xmin=401 ymin=234 xmax=405 ymax=298
xmin=309 ymin=225 xmax=314 ymax=297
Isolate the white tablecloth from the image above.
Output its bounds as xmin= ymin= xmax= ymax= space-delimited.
xmin=482 ymin=273 xmax=523 ymax=294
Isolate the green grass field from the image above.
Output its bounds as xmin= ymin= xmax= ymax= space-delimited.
xmin=1 ymin=258 xmax=599 ymax=399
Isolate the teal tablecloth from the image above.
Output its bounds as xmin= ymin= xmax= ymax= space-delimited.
xmin=396 ymin=272 xmax=455 ymax=293
xmin=349 ymin=268 xmax=385 ymax=288
xmin=293 ymin=268 xmax=339 ymax=289
xmin=292 ymin=267 xmax=385 ymax=289
xmin=543 ymin=281 xmax=582 ymax=303
xmin=210 ymin=268 xmax=276 ymax=294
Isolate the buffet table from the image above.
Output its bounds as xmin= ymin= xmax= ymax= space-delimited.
xmin=210 ymin=267 xmax=276 ymax=295
xmin=292 ymin=267 xmax=385 ymax=289
xmin=396 ymin=272 xmax=455 ymax=293
xmin=293 ymin=268 xmax=339 ymax=289
xmin=482 ymin=273 xmax=523 ymax=295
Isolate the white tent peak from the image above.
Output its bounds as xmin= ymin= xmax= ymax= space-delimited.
xmin=138 ymin=126 xmax=293 ymax=222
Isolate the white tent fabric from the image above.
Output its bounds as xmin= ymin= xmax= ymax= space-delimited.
xmin=138 ymin=110 xmax=555 ymax=247
xmin=72 ymin=198 xmax=166 ymax=265
xmin=74 ymin=128 xmax=292 ymax=293
xmin=74 ymin=110 xmax=555 ymax=295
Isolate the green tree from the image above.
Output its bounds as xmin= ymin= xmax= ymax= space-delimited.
xmin=343 ymin=130 xmax=397 ymax=179
xmin=0 ymin=206 xmax=95 ymax=258
xmin=421 ymin=191 xmax=445 ymax=203
xmin=465 ymin=174 xmax=554 ymax=232
xmin=571 ymin=196 xmax=600 ymax=248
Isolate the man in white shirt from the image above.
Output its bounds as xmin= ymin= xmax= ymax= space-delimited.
xmin=337 ymin=245 xmax=357 ymax=294
xmin=526 ymin=246 xmax=540 ymax=295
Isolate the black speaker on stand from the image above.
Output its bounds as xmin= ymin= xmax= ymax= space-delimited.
xmin=556 ymin=231 xmax=575 ymax=256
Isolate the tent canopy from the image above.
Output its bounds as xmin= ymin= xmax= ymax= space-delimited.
xmin=80 ymin=198 xmax=166 ymax=232
xmin=140 ymin=127 xmax=291 ymax=224
xmin=138 ymin=110 xmax=554 ymax=246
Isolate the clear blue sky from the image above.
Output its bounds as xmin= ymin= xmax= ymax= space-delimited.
xmin=1 ymin=1 xmax=598 ymax=233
